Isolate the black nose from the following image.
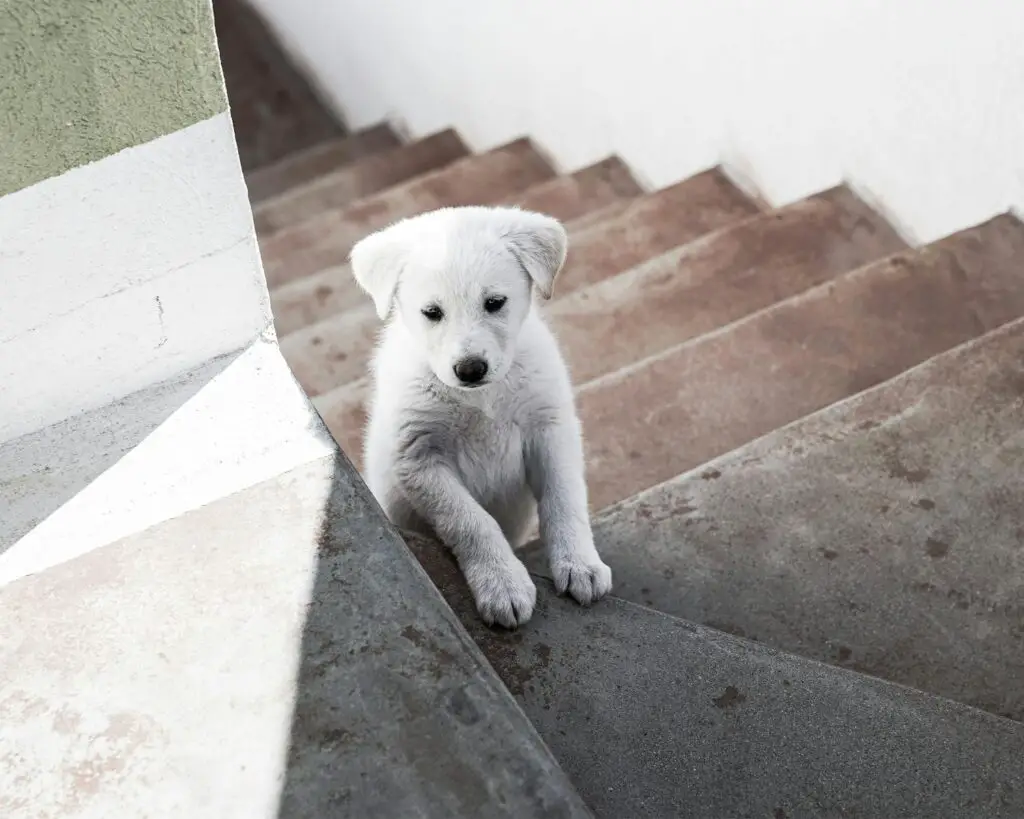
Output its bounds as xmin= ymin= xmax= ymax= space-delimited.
xmin=453 ymin=357 xmax=489 ymax=384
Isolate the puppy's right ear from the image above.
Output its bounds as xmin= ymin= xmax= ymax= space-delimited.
xmin=350 ymin=226 xmax=408 ymax=320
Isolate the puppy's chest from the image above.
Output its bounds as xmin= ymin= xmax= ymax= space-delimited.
xmin=447 ymin=405 xmax=527 ymax=492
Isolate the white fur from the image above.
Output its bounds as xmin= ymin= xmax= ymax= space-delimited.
xmin=351 ymin=206 xmax=612 ymax=628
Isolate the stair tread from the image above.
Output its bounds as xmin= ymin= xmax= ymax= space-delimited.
xmin=258 ymin=139 xmax=556 ymax=289
xmin=526 ymin=316 xmax=1024 ymax=720
xmin=214 ymin=0 xmax=345 ymax=171
xmin=509 ymin=156 xmax=644 ymax=218
xmin=270 ymin=157 xmax=643 ymax=337
xmin=253 ymin=130 xmax=469 ymax=236
xmin=547 ymin=185 xmax=906 ymax=383
xmin=306 ymin=186 xmax=899 ymax=458
xmin=0 ymin=455 xmax=591 ymax=818
xmin=576 ymin=213 xmax=1024 ymax=509
xmin=405 ymin=531 xmax=1024 ymax=819
xmin=554 ymin=167 xmax=762 ymax=296
xmin=244 ymin=124 xmax=402 ymax=204
xmin=279 ymin=167 xmax=761 ymax=398
xmin=312 ymin=378 xmax=370 ymax=465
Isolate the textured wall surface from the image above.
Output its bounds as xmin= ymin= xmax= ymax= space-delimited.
xmin=250 ymin=0 xmax=1024 ymax=244
xmin=0 ymin=0 xmax=227 ymax=196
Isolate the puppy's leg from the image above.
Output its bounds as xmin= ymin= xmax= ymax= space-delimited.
xmin=525 ymin=418 xmax=612 ymax=605
xmin=398 ymin=459 xmax=536 ymax=628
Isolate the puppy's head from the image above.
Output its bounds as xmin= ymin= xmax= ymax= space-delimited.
xmin=350 ymin=206 xmax=567 ymax=390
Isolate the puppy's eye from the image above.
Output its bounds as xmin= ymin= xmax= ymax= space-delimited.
xmin=484 ymin=296 xmax=507 ymax=313
xmin=421 ymin=305 xmax=444 ymax=322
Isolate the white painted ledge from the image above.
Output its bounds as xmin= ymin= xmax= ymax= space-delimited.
xmin=0 ymin=455 xmax=333 ymax=819
xmin=0 ymin=337 xmax=336 ymax=587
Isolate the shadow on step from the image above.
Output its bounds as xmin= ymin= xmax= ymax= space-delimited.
xmin=275 ymin=450 xmax=591 ymax=818
xmin=402 ymin=532 xmax=1024 ymax=818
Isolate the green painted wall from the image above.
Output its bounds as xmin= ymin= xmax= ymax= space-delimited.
xmin=0 ymin=0 xmax=228 ymax=197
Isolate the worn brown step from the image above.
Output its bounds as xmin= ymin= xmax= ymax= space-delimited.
xmin=313 ymin=378 xmax=370 ymax=466
xmin=253 ymin=130 xmax=469 ymax=236
xmin=244 ymin=124 xmax=402 ymax=203
xmin=213 ymin=0 xmax=345 ymax=171
xmin=577 ymin=213 xmax=1024 ymax=510
xmin=510 ymin=157 xmax=643 ymax=220
xmin=526 ymin=317 xmax=1024 ymax=720
xmin=269 ymin=158 xmax=644 ymax=337
xmin=547 ymin=186 xmax=906 ymax=384
xmin=555 ymin=167 xmax=761 ymax=296
xmin=285 ymin=185 xmax=900 ymax=401
xmin=282 ymin=305 xmax=378 ymax=396
xmin=259 ymin=139 xmax=556 ymax=289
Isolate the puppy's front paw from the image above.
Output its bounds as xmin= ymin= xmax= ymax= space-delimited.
xmin=464 ymin=557 xmax=537 ymax=629
xmin=551 ymin=555 xmax=612 ymax=606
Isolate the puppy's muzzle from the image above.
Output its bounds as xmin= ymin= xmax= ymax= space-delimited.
xmin=453 ymin=356 xmax=489 ymax=386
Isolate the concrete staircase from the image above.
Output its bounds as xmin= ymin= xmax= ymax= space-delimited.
xmin=247 ymin=123 xmax=1024 ymax=816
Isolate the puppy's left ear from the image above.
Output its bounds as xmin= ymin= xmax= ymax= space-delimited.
xmin=501 ymin=210 xmax=568 ymax=300
xmin=350 ymin=224 xmax=409 ymax=320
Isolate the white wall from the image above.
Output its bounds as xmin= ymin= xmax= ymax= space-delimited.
xmin=251 ymin=0 xmax=1024 ymax=244
xmin=0 ymin=114 xmax=273 ymax=443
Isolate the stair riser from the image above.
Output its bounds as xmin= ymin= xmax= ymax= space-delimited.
xmin=270 ymin=158 xmax=645 ymax=337
xmin=253 ymin=130 xmax=470 ymax=235
xmin=548 ymin=187 xmax=905 ymax=384
xmin=245 ymin=124 xmax=402 ymax=204
xmin=403 ymin=530 xmax=1024 ymax=819
xmin=578 ymin=216 xmax=1024 ymax=510
xmin=525 ymin=315 xmax=1024 ymax=720
xmin=280 ymin=170 xmax=762 ymax=396
xmin=259 ymin=141 xmax=557 ymax=289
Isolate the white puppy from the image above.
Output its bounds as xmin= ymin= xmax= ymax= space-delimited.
xmin=350 ymin=206 xmax=612 ymax=628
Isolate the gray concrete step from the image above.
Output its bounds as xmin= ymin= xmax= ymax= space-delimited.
xmin=253 ymin=130 xmax=469 ymax=236
xmin=405 ymin=532 xmax=1024 ymax=819
xmin=244 ymin=124 xmax=402 ymax=204
xmin=575 ymin=213 xmax=1024 ymax=509
xmin=259 ymin=138 xmax=556 ymax=288
xmin=523 ymin=316 xmax=1024 ymax=722
xmin=0 ymin=452 xmax=593 ymax=818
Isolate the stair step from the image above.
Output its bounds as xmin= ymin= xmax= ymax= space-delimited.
xmin=307 ymin=186 xmax=897 ymax=462
xmin=213 ymin=0 xmax=345 ymax=171
xmin=312 ymin=378 xmax=369 ymax=463
xmin=556 ymin=167 xmax=761 ymax=297
xmin=576 ymin=214 xmax=1024 ymax=510
xmin=526 ymin=317 xmax=1024 ymax=721
xmin=510 ymin=156 xmax=643 ymax=220
xmin=253 ymin=130 xmax=469 ymax=236
xmin=259 ymin=139 xmax=556 ymax=289
xmin=546 ymin=186 xmax=906 ymax=384
xmin=244 ymin=124 xmax=402 ymax=203
xmin=0 ymin=455 xmax=591 ymax=818
xmin=280 ymin=167 xmax=760 ymax=398
xmin=270 ymin=158 xmax=643 ymax=338
xmin=405 ymin=532 xmax=1024 ymax=819
xmin=282 ymin=304 xmax=378 ymax=396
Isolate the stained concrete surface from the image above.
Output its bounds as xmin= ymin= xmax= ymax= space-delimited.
xmin=406 ymin=533 xmax=1024 ymax=819
xmin=523 ymin=317 xmax=1024 ymax=720
xmin=0 ymin=451 xmax=591 ymax=818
